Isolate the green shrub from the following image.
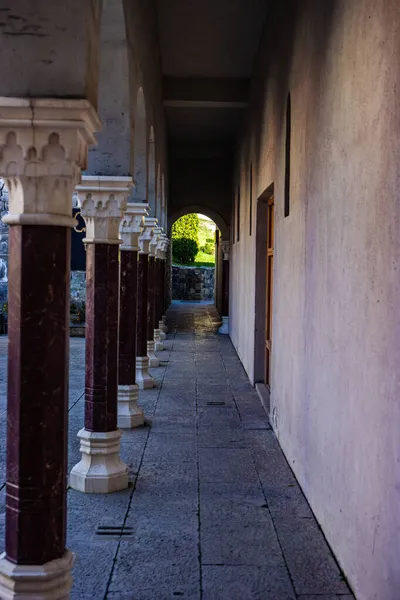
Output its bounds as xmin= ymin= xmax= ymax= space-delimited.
xmin=172 ymin=238 xmax=198 ymax=264
xmin=206 ymin=237 xmax=214 ymax=244
xmin=203 ymin=242 xmax=214 ymax=255
xmin=171 ymin=214 xmax=199 ymax=244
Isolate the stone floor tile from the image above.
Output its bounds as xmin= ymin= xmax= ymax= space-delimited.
xmin=71 ymin=539 xmax=119 ymax=599
xmin=0 ymin=302 xmax=353 ymax=600
xmin=272 ymin=516 xmax=351 ymax=595
xmin=108 ymin=564 xmax=200 ymax=599
xmin=199 ymin=447 xmax=259 ymax=484
xmin=297 ymin=596 xmax=355 ymax=600
xmin=202 ymin=565 xmax=296 ymax=600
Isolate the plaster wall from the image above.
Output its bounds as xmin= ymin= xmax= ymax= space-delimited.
xmin=230 ymin=1 xmax=400 ymax=598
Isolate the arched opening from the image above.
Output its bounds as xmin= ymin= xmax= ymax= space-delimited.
xmin=132 ymin=87 xmax=147 ymax=203
xmin=170 ymin=212 xmax=218 ymax=304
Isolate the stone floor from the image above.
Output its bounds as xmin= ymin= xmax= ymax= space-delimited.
xmin=0 ymin=301 xmax=355 ymax=599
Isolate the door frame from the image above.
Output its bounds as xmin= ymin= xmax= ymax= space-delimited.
xmin=254 ymin=183 xmax=275 ymax=392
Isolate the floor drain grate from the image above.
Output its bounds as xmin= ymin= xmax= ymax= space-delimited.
xmin=95 ymin=525 xmax=134 ymax=539
xmin=206 ymin=401 xmax=226 ymax=406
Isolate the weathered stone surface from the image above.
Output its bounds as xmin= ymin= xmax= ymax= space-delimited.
xmin=172 ymin=265 xmax=214 ymax=301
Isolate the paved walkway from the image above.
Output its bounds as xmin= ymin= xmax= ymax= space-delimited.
xmin=0 ymin=302 xmax=354 ymax=599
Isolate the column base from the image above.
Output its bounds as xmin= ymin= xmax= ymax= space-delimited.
xmin=69 ymin=429 xmax=129 ymax=494
xmin=136 ymin=356 xmax=155 ymax=389
xmin=117 ymin=384 xmax=144 ymax=429
xmin=218 ymin=316 xmax=229 ymax=335
xmin=0 ymin=550 xmax=74 ymax=600
xmin=161 ymin=316 xmax=168 ymax=333
xmin=154 ymin=329 xmax=164 ymax=352
xmin=147 ymin=341 xmax=160 ymax=367
xmin=159 ymin=321 xmax=166 ymax=340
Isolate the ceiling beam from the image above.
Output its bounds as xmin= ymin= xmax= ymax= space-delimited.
xmin=163 ymin=77 xmax=249 ymax=109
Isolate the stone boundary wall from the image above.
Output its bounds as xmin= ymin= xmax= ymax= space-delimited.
xmin=172 ymin=266 xmax=214 ymax=301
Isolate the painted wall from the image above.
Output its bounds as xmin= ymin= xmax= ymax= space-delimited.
xmin=230 ymin=1 xmax=400 ymax=599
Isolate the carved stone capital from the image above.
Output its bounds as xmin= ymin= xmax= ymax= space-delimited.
xmin=149 ymin=220 xmax=160 ymax=257
xmin=157 ymin=234 xmax=169 ymax=260
xmin=120 ymin=203 xmax=149 ymax=252
xmin=0 ymin=98 xmax=101 ymax=227
xmin=76 ymin=176 xmax=131 ymax=244
xmin=221 ymin=240 xmax=231 ymax=261
xmin=140 ymin=217 xmax=157 ymax=256
xmin=151 ymin=226 xmax=163 ymax=258
xmin=138 ymin=219 xmax=154 ymax=255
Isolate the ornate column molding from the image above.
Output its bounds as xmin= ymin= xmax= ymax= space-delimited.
xmin=0 ymin=97 xmax=101 ymax=599
xmin=221 ymin=240 xmax=231 ymax=261
xmin=138 ymin=217 xmax=154 ymax=255
xmin=119 ymin=202 xmax=148 ymax=251
xmin=117 ymin=203 xmax=149 ymax=429
xmin=70 ymin=175 xmax=131 ymax=494
xmin=76 ymin=175 xmax=131 ymax=244
xmin=0 ymin=98 xmax=100 ymax=228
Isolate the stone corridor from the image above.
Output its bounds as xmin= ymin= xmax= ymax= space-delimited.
xmin=0 ymin=303 xmax=354 ymax=599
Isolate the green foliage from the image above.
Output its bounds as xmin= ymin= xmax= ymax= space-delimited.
xmin=206 ymin=237 xmax=214 ymax=244
xmin=171 ymin=214 xmax=199 ymax=244
xmin=203 ymin=242 xmax=214 ymax=255
xmin=172 ymin=238 xmax=199 ymax=264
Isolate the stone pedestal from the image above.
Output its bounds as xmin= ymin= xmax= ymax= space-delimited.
xmin=218 ymin=241 xmax=230 ymax=335
xmin=70 ymin=429 xmax=128 ymax=494
xmin=136 ymin=224 xmax=155 ymax=388
xmin=118 ymin=204 xmax=148 ymax=427
xmin=0 ymin=98 xmax=100 ymax=598
xmin=219 ymin=315 xmax=230 ymax=334
xmin=0 ymin=550 xmax=74 ymax=599
xmin=70 ymin=176 xmax=130 ymax=494
xmin=136 ymin=355 xmax=154 ymax=390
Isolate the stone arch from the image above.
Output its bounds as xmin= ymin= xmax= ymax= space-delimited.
xmin=132 ymin=87 xmax=147 ymax=202
xmin=147 ymin=126 xmax=156 ymax=215
xmin=88 ymin=0 xmax=132 ymax=175
xmin=168 ymin=205 xmax=229 ymax=240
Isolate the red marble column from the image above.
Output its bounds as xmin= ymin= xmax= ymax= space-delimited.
xmin=70 ymin=176 xmax=130 ymax=494
xmin=137 ymin=252 xmax=149 ymax=359
xmin=219 ymin=241 xmax=231 ymax=335
xmin=118 ymin=250 xmax=138 ymax=388
xmin=6 ymin=225 xmax=70 ymax=565
xmin=84 ymin=243 xmax=119 ymax=432
xmin=147 ymin=255 xmax=155 ymax=343
xmin=0 ymin=99 xmax=100 ymax=597
xmin=146 ymin=220 xmax=160 ymax=367
xmin=222 ymin=259 xmax=230 ymax=317
xmin=117 ymin=202 xmax=147 ymax=426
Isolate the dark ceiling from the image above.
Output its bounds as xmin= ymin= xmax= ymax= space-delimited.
xmin=156 ymin=0 xmax=269 ymax=154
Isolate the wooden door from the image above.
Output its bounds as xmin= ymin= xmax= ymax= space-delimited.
xmin=264 ymin=196 xmax=274 ymax=387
